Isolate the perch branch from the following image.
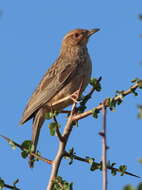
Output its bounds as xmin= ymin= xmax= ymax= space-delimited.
xmin=46 ymin=104 xmax=76 ymax=190
xmin=72 ymin=82 xmax=140 ymax=121
xmin=47 ymin=82 xmax=83 ymax=190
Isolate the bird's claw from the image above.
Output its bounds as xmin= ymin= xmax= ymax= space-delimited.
xmin=70 ymin=90 xmax=80 ymax=103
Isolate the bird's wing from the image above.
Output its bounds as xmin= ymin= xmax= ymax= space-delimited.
xmin=20 ymin=57 xmax=80 ymax=124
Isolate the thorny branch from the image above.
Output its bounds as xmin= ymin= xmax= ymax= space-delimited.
xmin=0 ymin=135 xmax=53 ymax=165
xmin=0 ymin=178 xmax=20 ymax=190
xmin=1 ymin=133 xmax=139 ymax=183
xmin=1 ymin=79 xmax=141 ymax=190
xmin=47 ymin=80 xmax=142 ymax=190
xmin=64 ymin=152 xmax=140 ymax=178
xmin=72 ymin=81 xmax=142 ymax=121
xmin=3 ymin=183 xmax=20 ymax=190
xmin=50 ymin=104 xmax=64 ymax=142
xmin=53 ymin=115 xmax=64 ymax=142
xmin=47 ymin=82 xmax=82 ymax=190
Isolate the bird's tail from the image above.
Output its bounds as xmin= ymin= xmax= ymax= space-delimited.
xmin=29 ymin=109 xmax=45 ymax=168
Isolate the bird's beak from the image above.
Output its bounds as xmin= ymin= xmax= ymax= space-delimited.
xmin=88 ymin=28 xmax=100 ymax=37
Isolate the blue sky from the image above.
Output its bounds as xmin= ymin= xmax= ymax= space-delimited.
xmin=0 ymin=0 xmax=142 ymax=190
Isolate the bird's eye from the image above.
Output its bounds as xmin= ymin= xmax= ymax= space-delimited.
xmin=74 ymin=33 xmax=80 ymax=38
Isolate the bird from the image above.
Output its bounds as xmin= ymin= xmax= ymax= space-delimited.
xmin=20 ymin=28 xmax=100 ymax=167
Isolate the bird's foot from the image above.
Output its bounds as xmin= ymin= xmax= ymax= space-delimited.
xmin=70 ymin=90 xmax=80 ymax=104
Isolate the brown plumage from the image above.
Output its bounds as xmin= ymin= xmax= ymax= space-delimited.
xmin=20 ymin=28 xmax=100 ymax=167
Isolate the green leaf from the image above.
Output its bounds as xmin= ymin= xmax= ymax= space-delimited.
xmin=69 ymin=183 xmax=73 ymax=190
xmin=111 ymin=162 xmax=116 ymax=167
xmin=92 ymin=108 xmax=100 ymax=118
xmin=21 ymin=140 xmax=33 ymax=151
xmin=131 ymin=78 xmax=140 ymax=83
xmin=138 ymin=112 xmax=142 ymax=119
xmin=123 ymin=185 xmax=135 ymax=190
xmin=68 ymin=148 xmax=75 ymax=155
xmin=45 ymin=112 xmax=53 ymax=120
xmin=107 ymin=161 xmax=117 ymax=176
xmin=48 ymin=122 xmax=58 ymax=136
xmin=67 ymin=148 xmax=75 ymax=165
xmin=138 ymin=158 xmax=142 ymax=164
xmin=52 ymin=176 xmax=73 ymax=190
xmin=21 ymin=151 xmax=29 ymax=159
xmin=78 ymin=78 xmax=102 ymax=113
xmin=0 ymin=179 xmax=4 ymax=190
xmin=130 ymin=88 xmax=138 ymax=96
xmin=137 ymin=183 xmax=142 ymax=190
xmin=119 ymin=165 xmax=127 ymax=176
xmin=21 ymin=140 xmax=34 ymax=159
xmin=107 ymin=98 xmax=116 ymax=110
xmin=87 ymin=157 xmax=95 ymax=164
xmin=116 ymin=98 xmax=123 ymax=105
xmin=45 ymin=111 xmax=58 ymax=120
xmin=111 ymin=168 xmax=117 ymax=176
xmin=115 ymin=90 xmax=125 ymax=100
xmin=90 ymin=162 xmax=100 ymax=171
xmin=90 ymin=77 xmax=102 ymax=91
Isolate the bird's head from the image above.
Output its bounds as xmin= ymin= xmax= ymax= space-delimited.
xmin=62 ymin=28 xmax=100 ymax=47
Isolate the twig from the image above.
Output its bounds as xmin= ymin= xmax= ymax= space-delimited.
xmin=0 ymin=135 xmax=52 ymax=165
xmin=87 ymin=77 xmax=102 ymax=98
xmin=53 ymin=115 xmax=64 ymax=142
xmin=47 ymin=80 xmax=141 ymax=190
xmin=72 ymin=82 xmax=140 ymax=122
xmin=50 ymin=104 xmax=64 ymax=142
xmin=47 ymin=106 xmax=75 ymax=190
xmin=1 ymin=80 xmax=141 ymax=190
xmin=101 ymin=103 xmax=107 ymax=190
xmin=60 ymin=77 xmax=102 ymax=115
xmin=31 ymin=152 xmax=52 ymax=165
xmin=4 ymin=184 xmax=20 ymax=190
xmin=64 ymin=152 xmax=140 ymax=178
xmin=47 ymin=82 xmax=83 ymax=190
